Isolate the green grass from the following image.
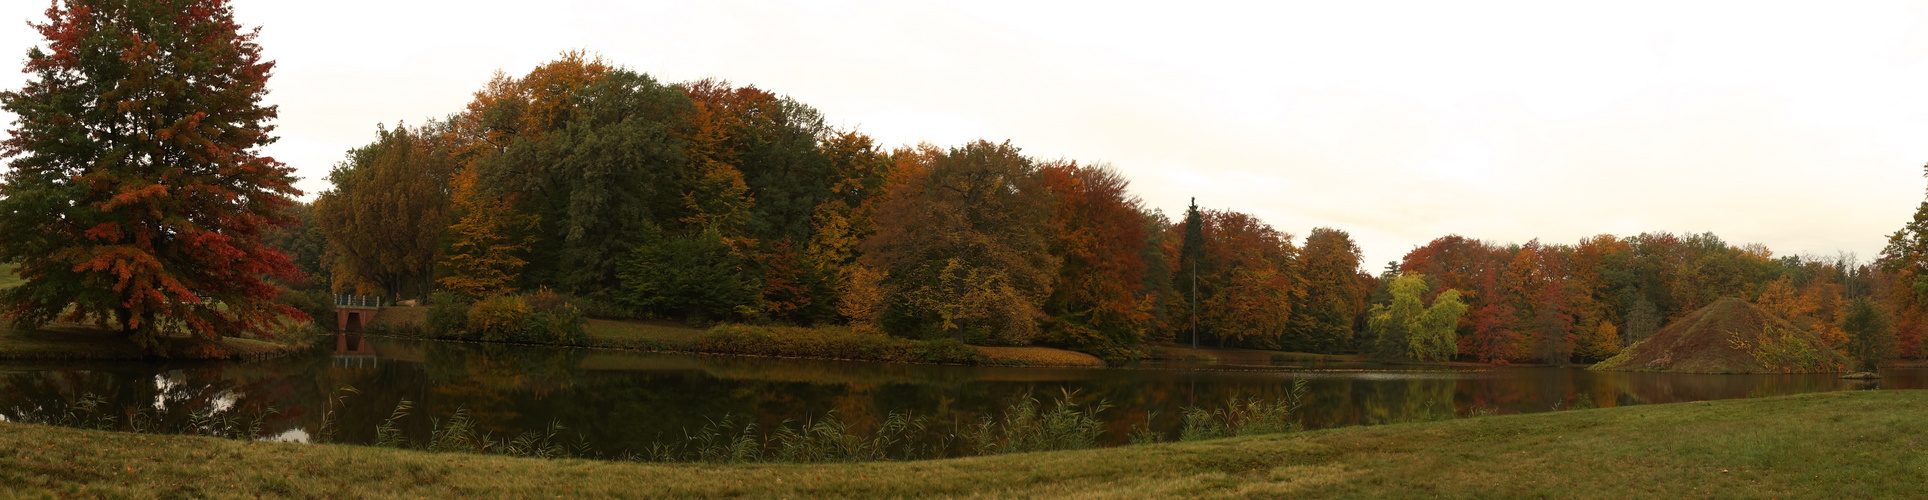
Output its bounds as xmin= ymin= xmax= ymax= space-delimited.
xmin=4 ymin=390 xmax=1924 ymax=498
xmin=0 ymin=262 xmax=22 ymax=290
xmin=583 ymin=317 xmax=706 ymax=347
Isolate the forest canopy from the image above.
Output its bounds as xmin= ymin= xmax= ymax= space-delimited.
xmin=281 ymin=52 xmax=1928 ymax=364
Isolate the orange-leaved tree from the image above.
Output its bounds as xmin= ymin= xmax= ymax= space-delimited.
xmin=1038 ymin=161 xmax=1151 ymax=360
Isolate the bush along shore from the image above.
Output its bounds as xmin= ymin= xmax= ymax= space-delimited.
xmin=5 ymin=390 xmax=1924 ymax=498
xmin=359 ymin=291 xmax=1107 ymax=367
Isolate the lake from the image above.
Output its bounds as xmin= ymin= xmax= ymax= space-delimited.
xmin=0 ymin=334 xmax=1906 ymax=457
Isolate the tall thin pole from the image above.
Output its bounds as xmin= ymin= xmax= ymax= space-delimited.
xmin=1191 ymin=258 xmax=1198 ymax=350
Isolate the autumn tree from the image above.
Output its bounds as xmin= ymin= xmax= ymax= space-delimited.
xmin=799 ymin=130 xmax=895 ymax=323
xmin=1194 ymin=209 xmax=1300 ymax=349
xmin=1403 ymin=236 xmax=1511 ymax=361
xmin=1878 ymin=166 xmax=1928 ymax=357
xmin=1038 ymin=161 xmax=1151 ymax=360
xmin=1138 ymin=209 xmax=1181 ymax=342
xmin=861 ymin=141 xmax=1058 ymax=344
xmin=682 ymin=79 xmax=836 ymax=243
xmin=313 ymin=123 xmax=455 ymax=300
xmin=0 ymin=0 xmax=302 ymax=349
xmin=1572 ymin=321 xmax=1621 ymax=362
xmin=438 ymin=192 xmax=537 ymax=297
xmin=1291 ymin=227 xmax=1367 ymax=353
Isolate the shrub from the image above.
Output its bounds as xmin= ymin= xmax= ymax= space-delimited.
xmin=617 ymin=230 xmax=759 ymax=324
xmin=415 ymin=290 xmax=589 ymax=346
xmin=468 ymin=295 xmax=531 ymax=343
xmin=523 ymin=291 xmax=588 ymax=346
xmin=1043 ymin=318 xmax=1138 ymax=364
xmin=426 ymin=292 xmax=473 ymax=338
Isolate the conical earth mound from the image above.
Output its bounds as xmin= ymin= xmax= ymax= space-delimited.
xmin=1591 ymin=297 xmax=1848 ymax=374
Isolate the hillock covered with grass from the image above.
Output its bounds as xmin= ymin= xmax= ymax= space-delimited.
xmin=1592 ymin=297 xmax=1848 ymax=373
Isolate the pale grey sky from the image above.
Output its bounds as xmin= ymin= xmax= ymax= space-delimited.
xmin=4 ymin=1 xmax=1926 ymax=269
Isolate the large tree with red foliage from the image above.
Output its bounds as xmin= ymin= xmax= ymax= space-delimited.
xmin=0 ymin=0 xmax=302 ymax=350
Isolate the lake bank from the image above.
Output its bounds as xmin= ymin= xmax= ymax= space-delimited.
xmin=0 ymin=322 xmax=306 ymax=361
xmin=371 ymin=306 xmax=1110 ymax=368
xmin=4 ymin=390 xmax=1919 ymax=498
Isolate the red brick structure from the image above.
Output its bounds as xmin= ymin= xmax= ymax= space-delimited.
xmin=332 ymin=295 xmax=382 ymax=333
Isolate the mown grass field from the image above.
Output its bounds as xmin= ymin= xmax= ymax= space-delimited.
xmin=4 ymin=390 xmax=1923 ymax=498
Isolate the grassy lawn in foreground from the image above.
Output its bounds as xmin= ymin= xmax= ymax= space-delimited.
xmin=4 ymin=390 xmax=1923 ymax=498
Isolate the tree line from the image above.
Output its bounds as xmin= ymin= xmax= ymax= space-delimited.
xmin=287 ymin=53 xmax=1928 ymax=364
xmin=286 ymin=53 xmax=1393 ymax=361
xmin=1395 ymin=224 xmax=1927 ymax=365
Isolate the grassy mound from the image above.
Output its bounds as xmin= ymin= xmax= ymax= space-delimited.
xmin=5 ymin=390 xmax=1925 ymax=498
xmin=1592 ymin=297 xmax=1848 ymax=373
xmin=977 ymin=346 xmax=1106 ymax=367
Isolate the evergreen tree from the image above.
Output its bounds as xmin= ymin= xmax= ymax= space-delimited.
xmin=0 ymin=0 xmax=302 ymax=349
xmin=1175 ymin=198 xmax=1206 ymax=346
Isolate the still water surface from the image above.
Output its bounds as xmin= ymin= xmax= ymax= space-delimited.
xmin=0 ymin=334 xmax=1911 ymax=455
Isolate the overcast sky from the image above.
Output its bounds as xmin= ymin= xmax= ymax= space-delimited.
xmin=4 ymin=1 xmax=1927 ymax=269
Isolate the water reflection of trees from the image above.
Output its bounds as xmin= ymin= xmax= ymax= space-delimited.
xmin=1 ymin=340 xmax=1910 ymax=458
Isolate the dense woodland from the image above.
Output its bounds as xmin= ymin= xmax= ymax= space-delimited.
xmin=251 ymin=53 xmax=1928 ymax=364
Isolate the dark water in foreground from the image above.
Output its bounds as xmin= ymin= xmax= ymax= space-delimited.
xmin=0 ymin=334 xmax=1912 ymax=455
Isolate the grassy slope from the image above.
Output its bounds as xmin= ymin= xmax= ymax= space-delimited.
xmin=5 ymin=390 xmax=1924 ymax=498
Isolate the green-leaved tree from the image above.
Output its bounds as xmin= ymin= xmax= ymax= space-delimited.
xmin=1368 ymin=274 xmax=1468 ymax=361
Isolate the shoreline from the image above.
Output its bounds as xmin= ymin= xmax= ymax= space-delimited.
xmin=0 ymin=322 xmax=310 ymax=362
